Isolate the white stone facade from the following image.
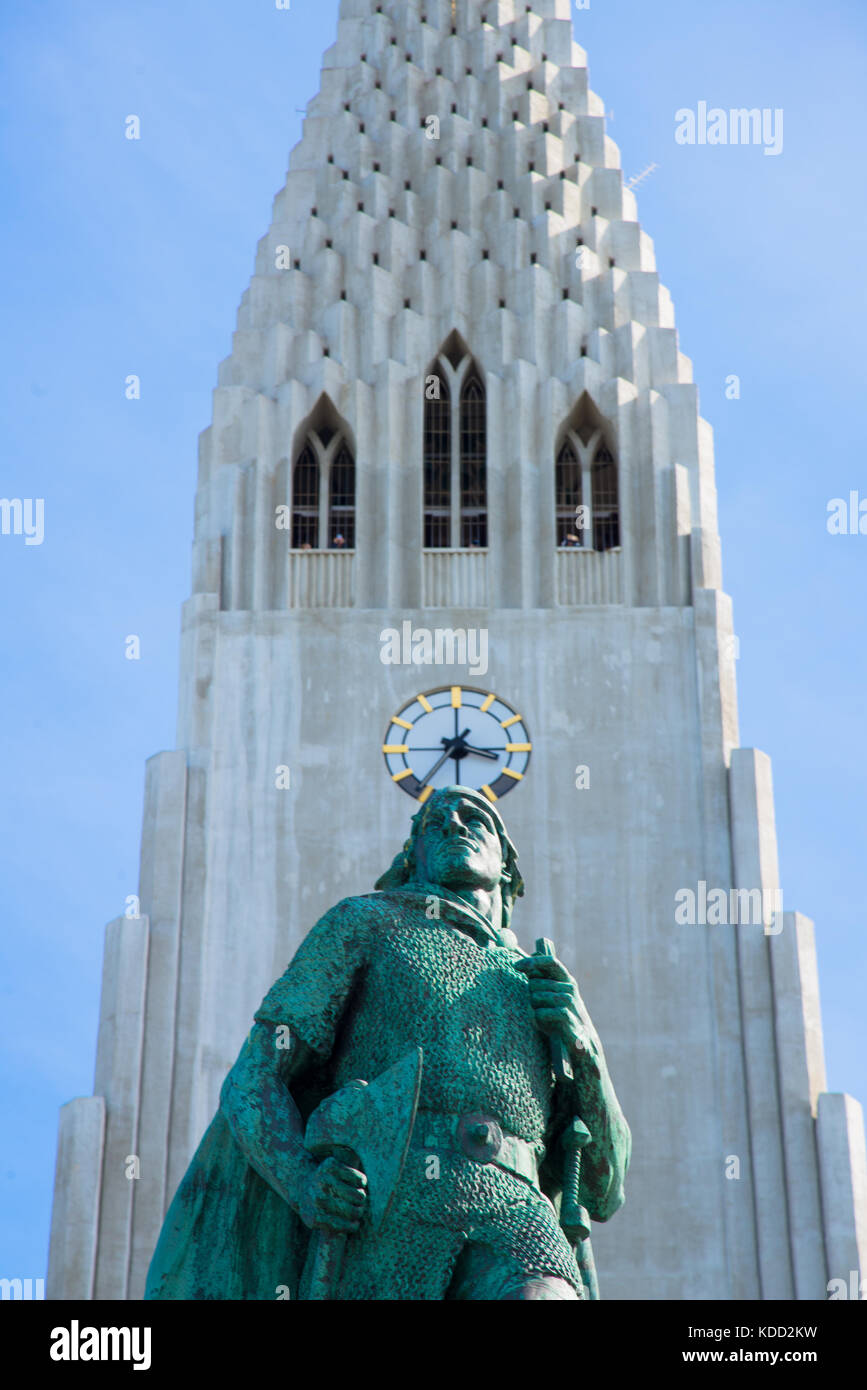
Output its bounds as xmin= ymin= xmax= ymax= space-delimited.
xmin=47 ymin=0 xmax=866 ymax=1300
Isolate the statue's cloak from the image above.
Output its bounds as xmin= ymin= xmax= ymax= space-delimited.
xmin=145 ymin=1107 xmax=312 ymax=1301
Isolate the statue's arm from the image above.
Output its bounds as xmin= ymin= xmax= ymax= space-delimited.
xmin=570 ymin=1030 xmax=631 ymax=1222
xmin=518 ymin=949 xmax=631 ymax=1221
xmin=514 ymin=950 xmax=630 ymax=1223
xmin=219 ymin=1021 xmax=320 ymax=1217
xmin=220 ymin=901 xmax=373 ymax=1231
xmin=220 ymin=1009 xmax=368 ymax=1233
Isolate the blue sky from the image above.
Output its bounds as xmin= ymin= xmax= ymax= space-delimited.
xmin=1 ymin=0 xmax=865 ymax=1280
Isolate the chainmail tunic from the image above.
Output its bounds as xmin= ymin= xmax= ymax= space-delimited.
xmin=255 ymin=889 xmax=583 ymax=1296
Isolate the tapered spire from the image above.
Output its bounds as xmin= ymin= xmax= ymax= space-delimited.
xmin=221 ymin=0 xmax=669 ymax=395
xmin=195 ymin=0 xmax=702 ymax=618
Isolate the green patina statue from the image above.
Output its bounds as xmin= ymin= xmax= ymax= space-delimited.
xmin=145 ymin=785 xmax=630 ymax=1301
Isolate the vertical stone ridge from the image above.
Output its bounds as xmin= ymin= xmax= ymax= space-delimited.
xmin=46 ymin=1098 xmax=105 ymax=1300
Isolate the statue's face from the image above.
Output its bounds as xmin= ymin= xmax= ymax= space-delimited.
xmin=413 ymin=794 xmax=504 ymax=891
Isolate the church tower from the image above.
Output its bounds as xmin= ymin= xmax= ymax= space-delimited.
xmin=48 ymin=0 xmax=866 ymax=1301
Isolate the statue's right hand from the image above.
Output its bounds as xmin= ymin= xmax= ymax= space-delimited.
xmin=298 ymin=1155 xmax=368 ymax=1234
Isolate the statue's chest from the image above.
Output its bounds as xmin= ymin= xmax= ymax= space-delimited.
xmin=332 ymin=919 xmax=554 ymax=1132
xmin=358 ymin=922 xmax=532 ymax=1042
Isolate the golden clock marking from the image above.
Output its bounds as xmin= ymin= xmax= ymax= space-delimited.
xmin=481 ymin=784 xmax=498 ymax=803
xmin=500 ymin=714 xmax=522 ymax=729
xmin=419 ymin=785 xmax=434 ymax=804
xmin=392 ymin=768 xmax=414 ymax=782
xmin=383 ymin=743 xmax=410 ymax=754
xmin=392 ymin=716 xmax=412 ymax=730
xmin=417 ymin=693 xmax=433 ymax=713
xmin=503 ymin=768 xmax=523 ymax=781
xmin=505 ymin=742 xmax=532 ymax=753
xmin=451 ymin=686 xmax=462 ymax=708
xmin=480 ymin=693 xmax=496 ymax=713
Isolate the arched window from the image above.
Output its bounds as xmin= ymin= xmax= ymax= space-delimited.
xmin=423 ymin=376 xmax=451 ymax=549
xmin=292 ymin=445 xmax=319 ymax=549
xmin=591 ymin=442 xmax=619 ymax=550
xmin=423 ymin=337 xmax=487 ymax=548
xmin=329 ymin=444 xmax=355 ymax=549
xmin=556 ymin=439 xmax=583 ymax=547
xmin=460 ymin=374 xmax=487 ymax=547
xmin=555 ymin=412 xmax=620 ymax=553
xmin=291 ymin=418 xmax=355 ymax=550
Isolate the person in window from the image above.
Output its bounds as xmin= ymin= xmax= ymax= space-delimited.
xmin=332 ymin=534 xmax=347 ymax=550
xmin=560 ymin=533 xmax=581 ymax=549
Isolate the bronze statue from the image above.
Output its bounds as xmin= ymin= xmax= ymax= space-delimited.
xmin=146 ymin=785 xmax=630 ymax=1300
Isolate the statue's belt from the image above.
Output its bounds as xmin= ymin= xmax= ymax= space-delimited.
xmin=414 ymin=1109 xmax=543 ymax=1190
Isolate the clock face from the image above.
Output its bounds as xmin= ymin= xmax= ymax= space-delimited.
xmin=383 ymin=686 xmax=532 ymax=803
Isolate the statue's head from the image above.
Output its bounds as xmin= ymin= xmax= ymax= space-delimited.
xmin=375 ymin=785 xmax=525 ymax=928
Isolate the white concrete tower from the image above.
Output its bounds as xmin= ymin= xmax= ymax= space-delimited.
xmin=48 ymin=0 xmax=867 ymax=1301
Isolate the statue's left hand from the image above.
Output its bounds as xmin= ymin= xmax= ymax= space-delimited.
xmin=515 ymin=951 xmax=601 ymax=1075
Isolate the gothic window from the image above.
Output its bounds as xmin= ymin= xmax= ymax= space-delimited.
xmin=460 ymin=374 xmax=487 ymax=548
xmin=556 ymin=439 xmax=583 ymax=547
xmin=291 ymin=421 xmax=355 ymax=550
xmin=291 ymin=445 xmax=319 ymax=549
xmin=556 ymin=416 xmax=620 ymax=552
xmin=424 ymin=376 xmax=451 ymax=549
xmin=423 ymin=340 xmax=487 ymax=548
xmin=592 ymin=442 xmax=620 ymax=551
xmin=329 ymin=445 xmax=356 ymax=549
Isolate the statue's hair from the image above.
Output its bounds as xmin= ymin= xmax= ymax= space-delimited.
xmin=374 ymin=785 xmax=525 ymax=929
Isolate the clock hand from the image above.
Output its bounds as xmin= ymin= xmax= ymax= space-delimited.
xmin=452 ymin=727 xmax=471 ymax=781
xmin=461 ymin=743 xmax=502 ymax=761
xmin=418 ymin=744 xmax=456 ymax=788
xmin=407 ymin=731 xmax=471 ymax=754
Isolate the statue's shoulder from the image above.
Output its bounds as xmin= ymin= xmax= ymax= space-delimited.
xmin=305 ymin=891 xmax=406 ymax=936
xmin=326 ymin=891 xmax=401 ymax=919
xmin=254 ymin=895 xmax=398 ymax=1032
xmin=331 ymin=889 xmax=435 ymax=928
xmin=291 ymin=891 xmax=425 ymax=964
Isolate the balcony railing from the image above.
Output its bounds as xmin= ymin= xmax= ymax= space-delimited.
xmin=422 ymin=549 xmax=489 ymax=607
xmin=556 ymin=548 xmax=623 ymax=605
xmin=282 ymin=547 xmax=621 ymax=609
xmin=287 ymin=550 xmax=355 ymax=608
